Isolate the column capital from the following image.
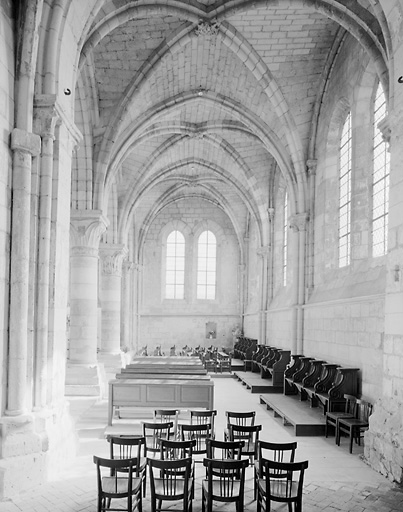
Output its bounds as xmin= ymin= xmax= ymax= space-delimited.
xmin=123 ymin=260 xmax=135 ymax=273
xmin=306 ymin=159 xmax=317 ymax=175
xmin=99 ymin=244 xmax=128 ymax=276
xmin=257 ymin=245 xmax=270 ymax=257
xmin=267 ymin=207 xmax=275 ymax=222
xmin=33 ymin=94 xmax=59 ymax=138
xmin=377 ymin=115 xmax=391 ymax=145
xmin=11 ymin=128 xmax=41 ymax=156
xmin=70 ymin=210 xmax=109 ymax=255
xmin=289 ymin=212 xmax=309 ymax=232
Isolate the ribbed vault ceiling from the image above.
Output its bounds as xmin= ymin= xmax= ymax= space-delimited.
xmin=75 ymin=0 xmax=386 ymax=245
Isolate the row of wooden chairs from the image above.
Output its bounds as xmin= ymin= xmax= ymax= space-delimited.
xmin=325 ymin=394 xmax=373 ymax=453
xmin=94 ymin=435 xmax=309 ymax=512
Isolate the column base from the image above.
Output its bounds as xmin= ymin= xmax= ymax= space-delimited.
xmin=0 ymin=401 xmax=77 ymax=499
xmin=65 ymin=363 xmax=102 ymax=396
xmin=97 ymin=352 xmax=127 ymax=399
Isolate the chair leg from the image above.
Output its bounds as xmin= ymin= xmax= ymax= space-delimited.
xmin=349 ymin=428 xmax=354 ymax=454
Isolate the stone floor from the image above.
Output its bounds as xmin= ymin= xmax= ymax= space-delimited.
xmin=1 ymin=375 xmax=402 ymax=512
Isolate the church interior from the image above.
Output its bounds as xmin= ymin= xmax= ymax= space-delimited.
xmin=1 ymin=0 xmax=403 ymax=504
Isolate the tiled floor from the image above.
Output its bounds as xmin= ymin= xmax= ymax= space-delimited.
xmin=1 ymin=375 xmax=402 ymax=512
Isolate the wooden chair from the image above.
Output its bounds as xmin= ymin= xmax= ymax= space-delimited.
xmin=160 ymin=439 xmax=196 ymax=498
xmin=202 ymin=458 xmax=249 ymax=512
xmin=206 ymin=438 xmax=244 ymax=461
xmin=256 ymin=459 xmax=309 ymax=512
xmin=142 ymin=421 xmax=174 ymax=459
xmin=160 ymin=438 xmax=196 ymax=460
xmin=336 ymin=398 xmax=373 ymax=453
xmin=148 ymin=457 xmax=193 ymax=512
xmin=253 ymin=441 xmax=297 ymax=500
xmin=224 ymin=410 xmax=256 ymax=440
xmin=179 ymin=423 xmax=212 ymax=463
xmin=227 ymin=424 xmax=262 ymax=464
xmin=154 ymin=409 xmax=180 ymax=439
xmin=190 ymin=409 xmax=217 ymax=437
xmin=325 ymin=394 xmax=357 ymax=440
xmin=107 ymin=435 xmax=147 ymax=496
xmin=93 ymin=456 xmax=142 ymax=512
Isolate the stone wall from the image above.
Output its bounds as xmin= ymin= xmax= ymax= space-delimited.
xmin=140 ymin=197 xmax=241 ymax=353
xmin=363 ymin=0 xmax=403 ymax=483
xmin=303 ymin=297 xmax=385 ymax=399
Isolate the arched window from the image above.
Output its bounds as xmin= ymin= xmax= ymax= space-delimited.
xmin=372 ymin=83 xmax=389 ymax=257
xmin=165 ymin=230 xmax=185 ymax=299
xmin=283 ymin=192 xmax=288 ymax=286
xmin=338 ymin=111 xmax=352 ymax=267
xmin=197 ymin=230 xmax=216 ymax=300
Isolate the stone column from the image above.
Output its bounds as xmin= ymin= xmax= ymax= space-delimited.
xmin=306 ymin=160 xmax=317 ymax=300
xmin=257 ymin=246 xmax=270 ymax=344
xmin=289 ymin=212 xmax=309 ymax=355
xmin=267 ymin=208 xmax=275 ymax=302
xmin=121 ymin=260 xmax=134 ymax=352
xmin=99 ymin=244 xmax=128 ymax=355
xmin=66 ymin=210 xmax=108 ymax=395
xmin=7 ymin=129 xmax=41 ymax=416
xmin=32 ymin=95 xmax=58 ymax=409
xmin=132 ymin=263 xmax=143 ymax=353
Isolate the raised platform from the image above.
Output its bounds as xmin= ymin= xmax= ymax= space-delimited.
xmin=259 ymin=393 xmax=326 ymax=436
xmin=230 ymin=358 xmax=245 ymax=371
xmin=233 ymin=371 xmax=283 ymax=393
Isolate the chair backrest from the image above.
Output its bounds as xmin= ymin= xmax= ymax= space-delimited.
xmin=93 ymin=455 xmax=138 ymax=500
xmin=148 ymin=457 xmax=192 ymax=502
xmin=257 ymin=440 xmax=297 ymax=466
xmin=203 ymin=458 xmax=249 ymax=499
xmin=228 ymin=424 xmax=262 ymax=457
xmin=190 ymin=409 xmax=217 ymax=434
xmin=142 ymin=421 xmax=174 ymax=457
xmin=154 ymin=409 xmax=179 ymax=437
xmin=179 ymin=423 xmax=212 ymax=455
xmin=262 ymin=460 xmax=309 ymax=503
xmin=206 ymin=438 xmax=244 ymax=460
xmin=160 ymin=438 xmax=196 ymax=460
xmin=225 ymin=411 xmax=256 ymax=429
xmin=356 ymin=399 xmax=373 ymax=421
xmin=108 ymin=436 xmax=145 ymax=472
xmin=343 ymin=394 xmax=358 ymax=415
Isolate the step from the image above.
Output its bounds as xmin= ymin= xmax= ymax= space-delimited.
xmin=259 ymin=393 xmax=326 ymax=436
xmin=233 ymin=372 xmax=283 ymax=393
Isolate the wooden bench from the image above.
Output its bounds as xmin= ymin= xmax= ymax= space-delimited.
xmin=108 ymin=378 xmax=214 ymax=426
xmin=284 ymin=355 xmax=360 ymax=414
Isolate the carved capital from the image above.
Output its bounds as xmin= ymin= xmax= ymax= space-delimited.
xmin=267 ymin=207 xmax=275 ymax=222
xmin=70 ymin=210 xmax=109 ymax=253
xmin=33 ymin=94 xmax=59 ymax=138
xmin=99 ymin=244 xmax=128 ymax=276
xmin=195 ymin=19 xmax=220 ymax=36
xmin=257 ymin=246 xmax=270 ymax=258
xmin=123 ymin=260 xmax=134 ymax=273
xmin=11 ymin=128 xmax=41 ymax=156
xmin=306 ymin=159 xmax=317 ymax=176
xmin=377 ymin=115 xmax=391 ymax=145
xmin=289 ymin=212 xmax=309 ymax=232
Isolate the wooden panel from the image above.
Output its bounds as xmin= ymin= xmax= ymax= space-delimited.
xmin=108 ymin=379 xmax=214 ymax=425
xmin=146 ymin=384 xmax=177 ymax=402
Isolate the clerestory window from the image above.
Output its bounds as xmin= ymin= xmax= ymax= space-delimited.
xmin=197 ymin=230 xmax=216 ymax=300
xmin=165 ymin=230 xmax=185 ymax=299
xmin=283 ymin=192 xmax=288 ymax=286
xmin=372 ymin=83 xmax=389 ymax=257
xmin=338 ymin=111 xmax=352 ymax=267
